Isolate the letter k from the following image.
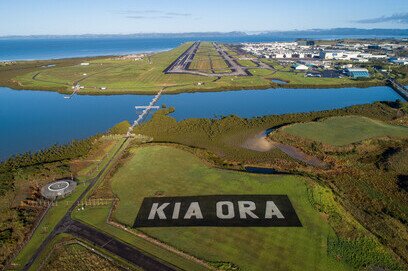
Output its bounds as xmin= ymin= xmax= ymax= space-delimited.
xmin=148 ymin=203 xmax=170 ymax=219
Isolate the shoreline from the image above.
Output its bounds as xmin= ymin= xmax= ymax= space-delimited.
xmin=0 ymin=79 xmax=388 ymax=96
xmin=1 ymin=45 xmax=393 ymax=96
xmin=0 ymin=48 xmax=172 ymax=63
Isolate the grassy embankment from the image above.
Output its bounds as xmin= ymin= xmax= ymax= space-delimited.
xmin=0 ymin=42 xmax=389 ymax=95
xmin=282 ymin=115 xmax=408 ymax=146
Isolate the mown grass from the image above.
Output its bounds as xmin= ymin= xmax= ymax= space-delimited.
xmin=109 ymin=145 xmax=351 ymax=271
xmin=283 ymin=115 xmax=408 ymax=146
xmin=236 ymin=59 xmax=257 ymax=67
xmin=14 ymin=43 xmax=217 ymax=94
xmin=189 ymin=42 xmax=230 ymax=72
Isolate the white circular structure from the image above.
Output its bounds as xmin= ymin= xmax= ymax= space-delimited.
xmin=41 ymin=179 xmax=77 ymax=200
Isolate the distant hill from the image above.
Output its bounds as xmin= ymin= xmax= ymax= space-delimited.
xmin=260 ymin=28 xmax=408 ymax=37
xmin=1 ymin=28 xmax=407 ymax=39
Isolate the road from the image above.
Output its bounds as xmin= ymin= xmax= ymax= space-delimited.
xmin=21 ymin=138 xmax=176 ymax=271
xmin=164 ymin=42 xmax=248 ymax=77
xmin=64 ymin=219 xmax=175 ymax=271
xmin=373 ymin=68 xmax=408 ymax=102
xmin=387 ymin=78 xmax=408 ymax=101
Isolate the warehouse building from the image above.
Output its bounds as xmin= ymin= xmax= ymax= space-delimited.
xmin=345 ymin=68 xmax=370 ymax=78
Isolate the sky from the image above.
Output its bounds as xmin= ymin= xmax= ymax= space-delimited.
xmin=0 ymin=0 xmax=408 ymax=36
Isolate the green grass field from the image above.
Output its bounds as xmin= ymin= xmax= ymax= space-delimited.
xmin=237 ymin=59 xmax=257 ymax=67
xmin=15 ymin=43 xmax=218 ymax=94
xmin=189 ymin=42 xmax=230 ymax=73
xmin=108 ymin=145 xmax=351 ymax=271
xmin=6 ymin=42 xmax=384 ymax=95
xmin=283 ymin=115 xmax=408 ymax=146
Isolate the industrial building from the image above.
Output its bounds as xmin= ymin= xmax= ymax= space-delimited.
xmin=292 ymin=63 xmax=309 ymax=70
xmin=345 ymin=68 xmax=370 ymax=78
xmin=297 ymin=39 xmax=315 ymax=46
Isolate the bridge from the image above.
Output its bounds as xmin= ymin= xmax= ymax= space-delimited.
xmin=126 ymin=88 xmax=164 ymax=137
xmin=387 ymin=78 xmax=408 ymax=101
xmin=64 ymin=84 xmax=81 ymax=99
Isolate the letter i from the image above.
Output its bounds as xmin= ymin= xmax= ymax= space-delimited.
xmin=172 ymin=202 xmax=181 ymax=219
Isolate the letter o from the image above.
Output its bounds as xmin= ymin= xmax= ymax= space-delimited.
xmin=216 ymin=201 xmax=235 ymax=219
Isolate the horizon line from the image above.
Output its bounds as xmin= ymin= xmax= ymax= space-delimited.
xmin=1 ymin=27 xmax=408 ymax=38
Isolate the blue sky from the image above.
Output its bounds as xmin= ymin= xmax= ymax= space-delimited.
xmin=1 ymin=0 xmax=408 ymax=35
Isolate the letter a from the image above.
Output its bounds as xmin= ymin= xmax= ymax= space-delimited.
xmin=148 ymin=203 xmax=170 ymax=220
xmin=184 ymin=202 xmax=203 ymax=219
xmin=265 ymin=201 xmax=284 ymax=219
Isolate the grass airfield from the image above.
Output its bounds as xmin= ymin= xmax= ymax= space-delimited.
xmin=103 ymin=145 xmax=352 ymax=271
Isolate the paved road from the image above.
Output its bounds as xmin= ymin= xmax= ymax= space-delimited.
xmin=387 ymin=78 xmax=408 ymax=101
xmin=21 ymin=139 xmax=176 ymax=271
xmin=375 ymin=67 xmax=408 ymax=101
xmin=65 ymin=219 xmax=176 ymax=271
xmin=163 ymin=42 xmax=200 ymax=74
xmin=164 ymin=42 xmax=248 ymax=77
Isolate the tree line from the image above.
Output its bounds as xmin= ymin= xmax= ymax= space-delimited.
xmin=0 ymin=137 xmax=97 ymax=196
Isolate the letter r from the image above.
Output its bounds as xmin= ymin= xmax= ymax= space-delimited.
xmin=238 ymin=201 xmax=259 ymax=219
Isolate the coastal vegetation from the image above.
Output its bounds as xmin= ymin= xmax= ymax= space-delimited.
xmin=0 ymin=134 xmax=123 ymax=270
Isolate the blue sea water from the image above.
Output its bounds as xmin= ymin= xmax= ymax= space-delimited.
xmin=0 ymin=36 xmax=293 ymax=61
xmin=0 ymin=34 xmax=393 ymax=61
xmin=0 ymin=35 xmax=406 ymax=160
xmin=0 ymin=86 xmax=403 ymax=161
